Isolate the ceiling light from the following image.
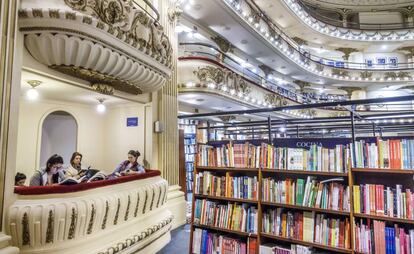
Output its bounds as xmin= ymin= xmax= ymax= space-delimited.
xmin=96 ymin=98 xmax=106 ymax=113
xmin=279 ymin=126 xmax=286 ymax=133
xmin=26 ymin=80 xmax=41 ymax=101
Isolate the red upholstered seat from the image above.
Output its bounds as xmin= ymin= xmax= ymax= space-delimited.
xmin=14 ymin=169 xmax=161 ymax=195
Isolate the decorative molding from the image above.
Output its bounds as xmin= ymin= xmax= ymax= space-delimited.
xmin=259 ymin=64 xmax=274 ymax=76
xmin=124 ymin=195 xmax=131 ymax=221
xmin=335 ymin=47 xmax=358 ymax=60
xmin=19 ymin=1 xmax=172 ymax=94
xmin=46 ymin=210 xmax=54 ymax=243
xmin=398 ymin=46 xmax=414 ymax=56
xmin=360 ymin=71 xmax=373 ymax=79
xmin=114 ymin=198 xmax=121 ymax=225
xmin=339 ymin=86 xmax=361 ymax=96
xmin=102 ymin=201 xmax=109 ymax=230
xmin=211 ymin=35 xmax=233 ymax=53
xmin=87 ymin=204 xmax=96 ymax=234
xmin=292 ymin=36 xmax=308 ymax=46
xmin=332 ymin=68 xmax=350 ymax=77
xmin=91 ymin=83 xmax=115 ymax=95
xmin=217 ymin=115 xmax=237 ymax=122
xmin=68 ymin=208 xmax=78 ymax=240
xmin=264 ymin=93 xmax=288 ymax=107
xmin=22 ymin=212 xmax=30 ymax=246
xmin=294 ymin=80 xmax=310 ymax=92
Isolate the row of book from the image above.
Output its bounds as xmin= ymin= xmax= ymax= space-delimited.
xmin=185 ymin=144 xmax=197 ymax=154
xmin=197 ymin=142 xmax=349 ymax=173
xmin=354 ymin=219 xmax=414 ymax=254
xmin=353 ymin=184 xmax=414 ymax=220
xmin=262 ymin=209 xmax=351 ymax=249
xmin=194 ymin=199 xmax=258 ymax=233
xmin=192 ymin=229 xmax=256 ymax=254
xmin=260 ymin=244 xmax=312 ymax=254
xmin=195 ymin=171 xmax=258 ymax=200
xmin=352 ymin=139 xmax=414 ymax=169
xmin=262 ymin=177 xmax=350 ymax=212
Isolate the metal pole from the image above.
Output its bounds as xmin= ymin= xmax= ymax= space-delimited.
xmin=372 ymin=123 xmax=376 ymax=137
xmin=207 ymin=121 xmax=211 ymax=142
xmin=296 ymin=125 xmax=299 ymax=138
xmin=267 ymin=116 xmax=272 ymax=144
xmin=350 ymin=112 xmax=356 ymax=168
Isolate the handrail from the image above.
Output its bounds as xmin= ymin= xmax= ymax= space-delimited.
xmin=298 ymin=0 xmax=414 ymax=30
xmin=179 ymin=42 xmax=348 ymax=103
xmin=132 ymin=0 xmax=160 ymax=22
xmin=233 ymin=0 xmax=414 ymax=70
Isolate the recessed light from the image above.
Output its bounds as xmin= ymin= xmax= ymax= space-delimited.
xmin=241 ymin=39 xmax=248 ymax=44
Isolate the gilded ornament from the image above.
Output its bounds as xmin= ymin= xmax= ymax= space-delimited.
xmin=360 ymin=71 xmax=373 ymax=79
xmin=49 ymin=9 xmax=60 ymax=19
xmin=142 ymin=190 xmax=148 ymax=214
xmin=211 ymin=35 xmax=233 ymax=53
xmin=65 ymin=12 xmax=76 ymax=20
xmin=46 ymin=210 xmax=54 ymax=243
xmin=32 ymin=9 xmax=44 ymax=18
xmin=384 ymin=72 xmax=397 ymax=79
xmin=68 ymin=208 xmax=78 ymax=239
xmin=114 ymin=198 xmax=121 ymax=225
xmin=87 ymin=204 xmax=96 ymax=234
xmin=150 ymin=188 xmax=155 ymax=211
xmin=332 ymin=68 xmax=349 ymax=77
xmin=156 ymin=185 xmax=162 ymax=208
xmin=91 ymin=83 xmax=115 ymax=95
xmin=101 ymin=201 xmax=109 ymax=229
xmin=124 ymin=195 xmax=131 ymax=221
xmin=22 ymin=212 xmax=30 ymax=246
xmin=134 ymin=192 xmax=140 ymax=217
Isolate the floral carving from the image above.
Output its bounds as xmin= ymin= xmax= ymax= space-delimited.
xmin=265 ymin=94 xmax=287 ymax=107
xmin=194 ymin=66 xmax=224 ymax=84
xmin=360 ymin=71 xmax=373 ymax=79
xmin=63 ymin=0 xmax=172 ymax=64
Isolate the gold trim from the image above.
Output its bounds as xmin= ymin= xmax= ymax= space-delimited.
xmin=22 ymin=213 xmax=30 ymax=245
xmin=87 ymin=204 xmax=96 ymax=234
xmin=113 ymin=198 xmax=121 ymax=225
xmin=46 ymin=210 xmax=54 ymax=243
xmin=134 ymin=192 xmax=140 ymax=217
xmin=124 ymin=195 xmax=131 ymax=221
xmin=101 ymin=201 xmax=109 ymax=229
xmin=142 ymin=190 xmax=148 ymax=214
xmin=68 ymin=208 xmax=78 ymax=239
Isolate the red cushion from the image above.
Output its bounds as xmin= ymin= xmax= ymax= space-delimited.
xmin=14 ymin=169 xmax=161 ymax=195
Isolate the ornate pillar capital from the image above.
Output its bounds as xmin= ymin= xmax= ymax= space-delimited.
xmin=335 ymin=47 xmax=358 ymax=60
xmin=211 ymin=35 xmax=233 ymax=53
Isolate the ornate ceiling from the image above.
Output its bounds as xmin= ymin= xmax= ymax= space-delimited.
xmin=301 ymin=0 xmax=414 ymax=9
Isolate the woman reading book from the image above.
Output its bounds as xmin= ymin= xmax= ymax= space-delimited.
xmin=64 ymin=152 xmax=85 ymax=179
xmin=29 ymin=154 xmax=65 ymax=186
xmin=112 ymin=150 xmax=145 ymax=176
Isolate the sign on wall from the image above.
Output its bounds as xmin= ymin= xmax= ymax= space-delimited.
xmin=126 ymin=117 xmax=138 ymax=127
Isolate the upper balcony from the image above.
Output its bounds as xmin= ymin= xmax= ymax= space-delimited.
xmin=18 ymin=0 xmax=173 ymax=94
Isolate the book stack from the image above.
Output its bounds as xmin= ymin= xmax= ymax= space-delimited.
xmin=260 ymin=244 xmax=312 ymax=254
xmin=353 ymin=184 xmax=414 ymax=219
xmin=262 ymin=177 xmax=350 ymax=211
xmin=195 ymin=171 xmax=258 ymax=200
xmin=194 ymin=199 xmax=258 ymax=233
xmin=354 ymin=219 xmax=414 ymax=253
xmin=352 ymin=139 xmax=414 ymax=169
xmin=198 ymin=142 xmax=349 ymax=172
xmin=262 ymin=209 xmax=351 ymax=249
xmin=192 ymin=228 xmax=257 ymax=254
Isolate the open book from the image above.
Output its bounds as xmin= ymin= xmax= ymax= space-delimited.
xmin=59 ymin=175 xmax=87 ymax=185
xmin=87 ymin=172 xmax=107 ymax=182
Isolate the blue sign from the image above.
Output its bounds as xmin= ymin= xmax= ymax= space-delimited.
xmin=126 ymin=117 xmax=138 ymax=127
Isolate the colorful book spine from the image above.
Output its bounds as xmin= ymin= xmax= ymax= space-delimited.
xmin=262 ymin=208 xmax=350 ymax=249
xmin=192 ymin=228 xmax=256 ymax=254
xmin=262 ymin=177 xmax=349 ymax=212
xmin=194 ymin=199 xmax=258 ymax=233
xmin=353 ymin=184 xmax=414 ymax=220
xmin=354 ymin=219 xmax=414 ymax=254
xmin=352 ymin=139 xmax=414 ymax=170
xmin=195 ymin=171 xmax=258 ymax=200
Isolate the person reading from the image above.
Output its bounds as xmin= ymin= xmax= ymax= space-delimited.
xmin=112 ymin=150 xmax=145 ymax=176
xmin=15 ymin=172 xmax=26 ymax=186
xmin=64 ymin=152 xmax=85 ymax=179
xmin=30 ymin=154 xmax=65 ymax=186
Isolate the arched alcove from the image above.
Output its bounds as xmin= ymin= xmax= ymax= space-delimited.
xmin=39 ymin=111 xmax=77 ymax=168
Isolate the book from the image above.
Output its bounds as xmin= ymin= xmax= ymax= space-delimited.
xmin=87 ymin=172 xmax=107 ymax=182
xmin=59 ymin=175 xmax=87 ymax=185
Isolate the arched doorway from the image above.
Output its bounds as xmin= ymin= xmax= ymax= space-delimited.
xmin=39 ymin=111 xmax=77 ymax=167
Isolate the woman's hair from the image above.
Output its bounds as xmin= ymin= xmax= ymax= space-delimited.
xmin=70 ymin=152 xmax=83 ymax=167
xmin=128 ymin=150 xmax=140 ymax=160
xmin=46 ymin=154 xmax=64 ymax=172
xmin=15 ymin=172 xmax=26 ymax=185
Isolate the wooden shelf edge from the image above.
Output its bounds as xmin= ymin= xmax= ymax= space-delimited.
xmin=192 ymin=224 xmax=258 ymax=237
xmin=354 ymin=213 xmax=414 ymax=224
xmin=262 ymin=169 xmax=348 ymax=176
xmin=261 ymin=202 xmax=350 ymax=216
xmin=260 ymin=233 xmax=352 ymax=253
xmin=352 ymin=168 xmax=414 ymax=174
xmin=194 ymin=194 xmax=258 ymax=204
xmin=196 ymin=166 xmax=259 ymax=172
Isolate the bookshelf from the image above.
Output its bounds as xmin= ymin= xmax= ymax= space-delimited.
xmin=189 ymin=137 xmax=414 ymax=254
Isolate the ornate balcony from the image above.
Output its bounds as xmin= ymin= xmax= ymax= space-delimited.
xmin=7 ymin=170 xmax=172 ymax=254
xmin=18 ymin=0 xmax=173 ymax=94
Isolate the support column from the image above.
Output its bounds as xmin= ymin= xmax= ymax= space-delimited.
xmin=156 ymin=0 xmax=186 ymax=229
xmin=0 ymin=0 xmax=22 ymax=253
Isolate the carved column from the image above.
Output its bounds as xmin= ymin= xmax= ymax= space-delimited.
xmin=0 ymin=0 xmax=22 ymax=252
xmin=157 ymin=0 xmax=179 ymax=186
xmin=339 ymin=86 xmax=362 ymax=100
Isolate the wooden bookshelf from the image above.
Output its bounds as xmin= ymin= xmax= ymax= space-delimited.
xmin=353 ymin=213 xmax=414 ymax=225
xmin=352 ymin=167 xmax=414 ymax=174
xmin=262 ymin=168 xmax=348 ymax=177
xmin=196 ymin=166 xmax=259 ymax=173
xmin=260 ymin=233 xmax=353 ymax=253
xmin=194 ymin=194 xmax=258 ymax=204
xmin=192 ymin=224 xmax=258 ymax=237
xmin=261 ymin=201 xmax=351 ymax=216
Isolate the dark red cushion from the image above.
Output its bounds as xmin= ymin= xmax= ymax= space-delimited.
xmin=14 ymin=169 xmax=161 ymax=195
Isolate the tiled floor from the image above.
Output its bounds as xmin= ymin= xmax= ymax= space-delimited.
xmin=157 ymin=224 xmax=191 ymax=254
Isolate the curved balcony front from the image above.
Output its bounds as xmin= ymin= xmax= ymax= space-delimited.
xmin=280 ymin=0 xmax=414 ymax=41
xmin=18 ymin=0 xmax=173 ymax=94
xmin=7 ymin=170 xmax=172 ymax=254
xmin=219 ymin=0 xmax=414 ymax=84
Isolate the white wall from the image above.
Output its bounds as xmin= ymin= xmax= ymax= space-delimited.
xmin=103 ymin=104 xmax=146 ymax=173
xmin=16 ymin=99 xmax=105 ymax=178
xmin=40 ymin=113 xmax=77 ymax=167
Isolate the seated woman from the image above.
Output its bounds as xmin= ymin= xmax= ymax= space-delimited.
xmin=112 ymin=150 xmax=145 ymax=176
xmin=29 ymin=154 xmax=65 ymax=186
xmin=64 ymin=152 xmax=84 ymax=179
xmin=15 ymin=172 xmax=26 ymax=186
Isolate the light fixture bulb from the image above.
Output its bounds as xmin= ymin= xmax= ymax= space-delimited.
xmin=26 ymin=87 xmax=39 ymax=100
xmin=279 ymin=126 xmax=286 ymax=133
xmin=97 ymin=103 xmax=106 ymax=113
